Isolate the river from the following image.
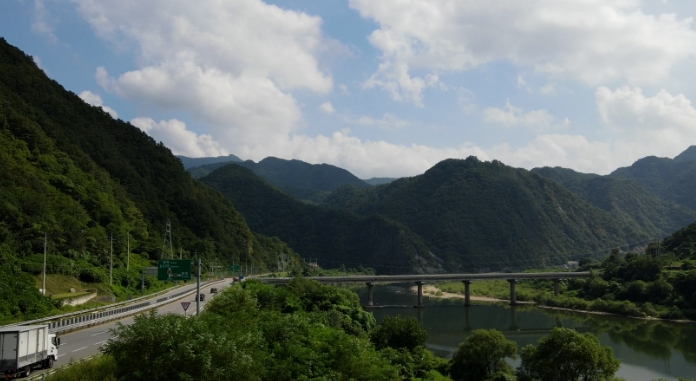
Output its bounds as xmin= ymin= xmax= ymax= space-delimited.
xmin=355 ymin=283 xmax=696 ymax=381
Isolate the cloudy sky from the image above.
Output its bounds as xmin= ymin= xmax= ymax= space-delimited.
xmin=2 ymin=0 xmax=696 ymax=178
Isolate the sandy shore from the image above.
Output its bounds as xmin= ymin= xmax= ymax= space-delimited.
xmin=410 ymin=284 xmax=511 ymax=303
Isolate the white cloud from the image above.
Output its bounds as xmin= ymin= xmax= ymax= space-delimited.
xmin=517 ymin=75 xmax=531 ymax=92
xmin=31 ymin=0 xmax=57 ymax=42
xmin=75 ymin=0 xmax=333 ymax=148
xmin=320 ymin=101 xmax=335 ymax=114
xmin=350 ymin=0 xmax=696 ymax=105
xmin=540 ymin=83 xmax=557 ymax=95
xmin=347 ymin=113 xmax=410 ymax=130
xmin=130 ymin=117 xmax=228 ymax=157
xmin=482 ymin=101 xmax=559 ymax=132
xmin=596 ymin=86 xmax=696 ymax=158
xmin=78 ymin=90 xmax=118 ymax=118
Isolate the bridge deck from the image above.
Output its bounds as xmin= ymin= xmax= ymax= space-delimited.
xmin=258 ymin=272 xmax=592 ymax=284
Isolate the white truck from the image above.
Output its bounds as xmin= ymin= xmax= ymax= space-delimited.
xmin=0 ymin=325 xmax=60 ymax=378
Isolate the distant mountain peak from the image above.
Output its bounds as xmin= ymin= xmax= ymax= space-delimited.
xmin=674 ymin=146 xmax=696 ymax=163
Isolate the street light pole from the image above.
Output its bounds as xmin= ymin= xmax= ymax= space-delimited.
xmin=42 ymin=232 xmax=47 ymax=296
xmin=196 ymin=254 xmax=201 ymax=316
xmin=110 ymin=233 xmax=113 ymax=286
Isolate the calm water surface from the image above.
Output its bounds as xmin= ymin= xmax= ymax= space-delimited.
xmin=355 ymin=283 xmax=696 ymax=381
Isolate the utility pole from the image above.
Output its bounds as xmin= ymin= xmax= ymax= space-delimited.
xmin=110 ymin=233 xmax=114 ymax=286
xmin=126 ymin=232 xmax=130 ymax=272
xmin=196 ymin=251 xmax=201 ymax=316
xmin=42 ymin=232 xmax=47 ymax=296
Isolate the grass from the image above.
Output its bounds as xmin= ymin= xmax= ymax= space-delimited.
xmin=436 ymin=278 xmax=554 ymax=302
xmin=45 ymin=355 xmax=116 ymax=381
xmin=52 ymin=292 xmax=93 ymax=300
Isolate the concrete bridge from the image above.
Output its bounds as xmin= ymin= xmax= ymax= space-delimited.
xmin=258 ymin=272 xmax=593 ymax=308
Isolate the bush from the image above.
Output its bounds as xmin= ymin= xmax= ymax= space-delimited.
xmin=449 ymin=329 xmax=516 ymax=381
xmin=370 ymin=315 xmax=427 ymax=350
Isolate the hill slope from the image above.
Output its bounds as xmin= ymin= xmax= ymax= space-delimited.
xmin=531 ymin=167 xmax=695 ymax=236
xmin=195 ymin=157 xmax=371 ymax=203
xmin=323 ymin=157 xmax=651 ymax=271
xmin=176 ymin=154 xmax=242 ymax=169
xmin=610 ymin=148 xmax=696 ymax=211
xmin=199 ymin=164 xmax=441 ymax=274
xmin=0 ymin=38 xmax=298 ymax=320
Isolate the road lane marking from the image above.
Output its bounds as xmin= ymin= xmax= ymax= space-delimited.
xmin=73 ymin=346 xmax=87 ymax=352
xmin=90 ymin=331 xmax=108 ymax=337
xmin=94 ymin=340 xmax=108 ymax=346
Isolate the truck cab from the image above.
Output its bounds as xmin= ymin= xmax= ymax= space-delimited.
xmin=0 ymin=325 xmax=60 ymax=378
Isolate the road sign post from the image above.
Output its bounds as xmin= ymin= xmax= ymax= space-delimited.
xmin=181 ymin=301 xmax=191 ymax=317
xmin=157 ymin=259 xmax=192 ymax=281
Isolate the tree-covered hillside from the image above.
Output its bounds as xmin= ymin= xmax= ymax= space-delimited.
xmin=324 ymin=157 xmax=651 ymax=271
xmin=193 ymin=157 xmax=370 ymax=203
xmin=199 ymin=164 xmax=442 ymax=274
xmin=0 ymin=38 xmax=298 ymax=321
xmin=176 ymin=154 xmax=242 ymax=169
xmin=532 ymin=166 xmax=695 ymax=236
xmin=610 ymin=148 xmax=696 ymax=211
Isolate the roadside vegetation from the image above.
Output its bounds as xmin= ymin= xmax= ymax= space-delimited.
xmin=44 ymin=278 xmax=696 ymax=381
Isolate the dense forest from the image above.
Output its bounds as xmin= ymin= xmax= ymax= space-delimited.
xmin=0 ymin=38 xmax=300 ymax=322
xmin=191 ymin=157 xmax=371 ymax=203
xmin=199 ymin=164 xmax=440 ymax=273
xmin=320 ymin=157 xmax=652 ymax=271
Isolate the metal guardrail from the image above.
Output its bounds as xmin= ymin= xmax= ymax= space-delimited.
xmin=47 ymin=280 xmax=224 ymax=334
xmin=3 ymin=284 xmax=188 ymax=328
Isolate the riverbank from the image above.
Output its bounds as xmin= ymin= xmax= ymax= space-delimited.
xmin=409 ymin=284 xmax=533 ymax=304
xmin=414 ymin=284 xmax=696 ymax=324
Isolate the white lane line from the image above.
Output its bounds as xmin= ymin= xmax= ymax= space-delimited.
xmin=94 ymin=340 xmax=108 ymax=346
xmin=73 ymin=346 xmax=88 ymax=352
xmin=90 ymin=331 xmax=108 ymax=337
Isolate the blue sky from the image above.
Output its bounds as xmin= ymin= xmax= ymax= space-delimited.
xmin=2 ymin=0 xmax=696 ymax=178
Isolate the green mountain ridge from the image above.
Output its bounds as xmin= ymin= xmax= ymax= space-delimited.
xmin=191 ymin=157 xmax=371 ymax=203
xmin=0 ymin=38 xmax=298 ymax=321
xmin=176 ymin=154 xmax=242 ymax=169
xmin=531 ymin=166 xmax=696 ymax=236
xmin=199 ymin=164 xmax=442 ymax=274
xmin=610 ymin=149 xmax=696 ymax=211
xmin=323 ymin=157 xmax=652 ymax=271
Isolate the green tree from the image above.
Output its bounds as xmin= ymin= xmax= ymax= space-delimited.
xmin=517 ymin=327 xmax=620 ymax=381
xmin=370 ymin=315 xmax=427 ymax=350
xmin=449 ymin=329 xmax=517 ymax=381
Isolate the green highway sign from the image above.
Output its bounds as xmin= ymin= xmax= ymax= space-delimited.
xmin=157 ymin=259 xmax=192 ymax=281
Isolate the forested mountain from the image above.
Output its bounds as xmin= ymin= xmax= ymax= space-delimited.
xmin=323 ymin=157 xmax=651 ymax=271
xmin=199 ymin=164 xmax=442 ymax=274
xmin=195 ymin=157 xmax=371 ymax=203
xmin=0 ymin=38 xmax=297 ymax=320
xmin=531 ymin=167 xmax=695 ymax=236
xmin=662 ymin=220 xmax=696 ymax=259
xmin=176 ymin=154 xmax=242 ymax=169
xmin=364 ymin=177 xmax=398 ymax=186
xmin=609 ymin=147 xmax=696 ymax=210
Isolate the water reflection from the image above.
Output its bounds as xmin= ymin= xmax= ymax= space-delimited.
xmin=357 ymin=283 xmax=696 ymax=381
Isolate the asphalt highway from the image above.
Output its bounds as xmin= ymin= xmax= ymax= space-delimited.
xmin=30 ymin=279 xmax=233 ymax=378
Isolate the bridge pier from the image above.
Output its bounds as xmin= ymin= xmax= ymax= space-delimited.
xmin=462 ymin=280 xmax=471 ymax=306
xmin=553 ymin=278 xmax=560 ymax=296
xmin=507 ymin=279 xmax=517 ymax=305
xmin=464 ymin=304 xmax=472 ymax=332
xmin=366 ymin=282 xmax=374 ymax=306
xmin=415 ymin=281 xmax=424 ymax=308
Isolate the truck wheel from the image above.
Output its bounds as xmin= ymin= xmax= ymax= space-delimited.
xmin=24 ymin=365 xmax=31 ymax=377
xmin=47 ymin=357 xmax=54 ymax=368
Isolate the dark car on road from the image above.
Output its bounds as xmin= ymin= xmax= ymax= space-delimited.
xmin=198 ymin=293 xmax=205 ymax=301
xmin=210 ymin=288 xmax=218 ymax=294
